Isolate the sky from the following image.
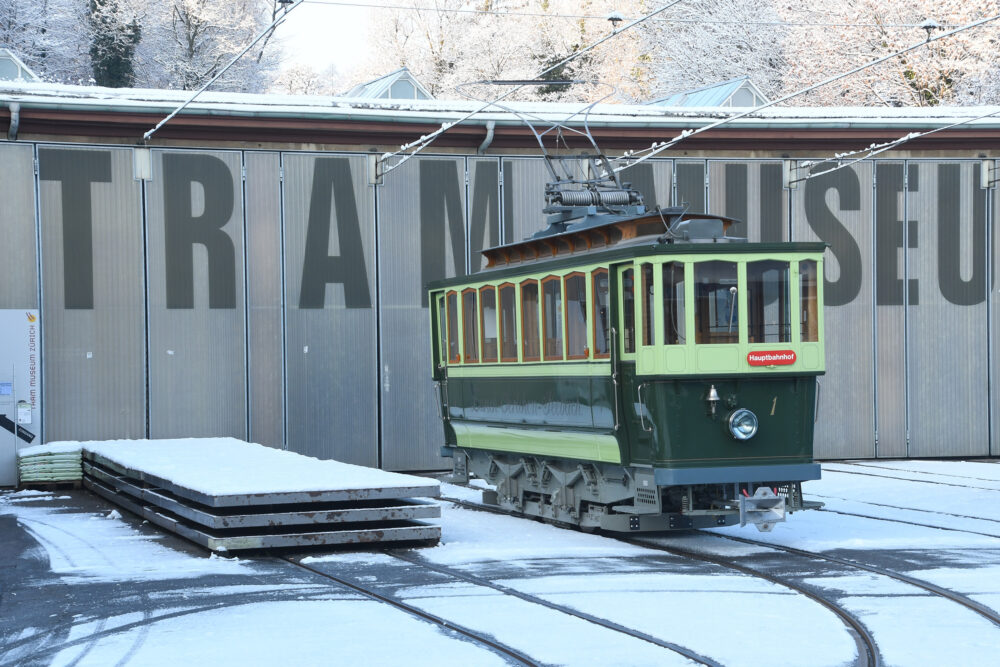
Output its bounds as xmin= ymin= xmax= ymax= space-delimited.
xmin=277 ymin=1 xmax=375 ymax=78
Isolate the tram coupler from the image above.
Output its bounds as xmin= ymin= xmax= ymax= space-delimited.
xmin=739 ymin=487 xmax=786 ymax=532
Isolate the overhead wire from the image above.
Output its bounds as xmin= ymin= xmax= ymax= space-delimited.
xmin=142 ymin=0 xmax=305 ymax=142
xmin=612 ymin=12 xmax=1000 ymax=175
xmin=790 ymin=106 xmax=1000 ymax=183
xmin=376 ymin=0 xmax=687 ymax=177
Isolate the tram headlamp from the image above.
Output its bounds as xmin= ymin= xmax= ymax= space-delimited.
xmin=728 ymin=408 xmax=758 ymax=441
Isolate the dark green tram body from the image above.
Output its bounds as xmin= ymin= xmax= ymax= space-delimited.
xmin=429 ymin=213 xmax=826 ymax=532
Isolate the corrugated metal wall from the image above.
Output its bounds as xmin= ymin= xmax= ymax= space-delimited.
xmin=993 ymin=175 xmax=999 ymax=458
xmin=793 ymin=163 xmax=876 ymax=459
xmin=145 ymin=150 xmax=247 ymax=439
xmin=282 ymin=153 xmax=378 ymax=465
xmin=907 ymin=162 xmax=989 ymax=457
xmin=245 ymin=151 xmax=284 ymax=449
xmin=38 ymin=146 xmax=146 ymax=441
xmin=2 ymin=143 xmax=997 ymax=468
xmin=378 ymin=157 xmax=467 ymax=469
xmin=0 ymin=143 xmax=37 ymax=310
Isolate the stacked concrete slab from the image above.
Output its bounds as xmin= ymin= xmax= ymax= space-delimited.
xmin=81 ymin=438 xmax=440 ymax=552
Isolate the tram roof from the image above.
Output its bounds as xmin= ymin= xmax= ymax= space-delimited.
xmin=428 ymin=240 xmax=828 ymax=291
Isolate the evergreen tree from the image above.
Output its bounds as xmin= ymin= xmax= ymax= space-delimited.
xmin=88 ymin=0 xmax=141 ymax=87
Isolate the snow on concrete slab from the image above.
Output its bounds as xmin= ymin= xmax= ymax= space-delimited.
xmin=82 ymin=438 xmax=438 ymax=499
xmin=47 ymin=600 xmax=507 ymax=667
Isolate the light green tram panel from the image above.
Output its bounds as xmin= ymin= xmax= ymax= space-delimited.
xmin=429 ymin=244 xmax=826 ymax=381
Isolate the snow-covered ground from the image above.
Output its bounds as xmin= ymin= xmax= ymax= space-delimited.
xmin=2 ymin=459 xmax=999 ymax=666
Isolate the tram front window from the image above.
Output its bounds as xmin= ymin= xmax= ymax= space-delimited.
xmin=747 ymin=260 xmax=790 ymax=343
xmin=695 ymin=261 xmax=739 ymax=344
xmin=662 ymin=262 xmax=685 ymax=345
xmin=622 ymin=268 xmax=635 ymax=353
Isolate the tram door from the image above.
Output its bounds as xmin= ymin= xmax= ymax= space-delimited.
xmin=614 ymin=263 xmax=655 ymax=464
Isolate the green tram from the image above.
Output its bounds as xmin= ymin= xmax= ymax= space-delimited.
xmin=429 ymin=204 xmax=826 ymax=532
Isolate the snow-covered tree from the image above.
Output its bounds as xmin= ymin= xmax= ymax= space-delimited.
xmin=781 ymin=0 xmax=1000 ymax=106
xmin=272 ymin=63 xmax=341 ymax=96
xmin=89 ymin=0 xmax=143 ymax=88
xmin=633 ymin=0 xmax=787 ymax=104
xmin=132 ymin=0 xmax=280 ymax=92
xmin=0 ymin=0 xmax=90 ymax=83
xmin=354 ymin=1 xmax=633 ymax=102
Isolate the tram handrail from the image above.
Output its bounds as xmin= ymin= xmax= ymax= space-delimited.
xmin=637 ymin=383 xmax=653 ymax=433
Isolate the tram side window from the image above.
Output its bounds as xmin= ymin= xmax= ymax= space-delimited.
xmin=542 ymin=276 xmax=564 ymax=360
xmin=662 ymin=262 xmax=686 ymax=345
xmin=521 ymin=280 xmax=540 ymax=361
xmin=499 ymin=283 xmax=518 ymax=361
xmin=446 ymin=291 xmax=460 ymax=362
xmin=747 ymin=260 xmax=791 ymax=343
xmin=800 ymin=260 xmax=819 ymax=342
xmin=622 ymin=268 xmax=636 ymax=353
xmin=592 ymin=269 xmax=610 ymax=358
xmin=565 ymin=273 xmax=588 ymax=358
xmin=480 ymin=286 xmax=498 ymax=362
xmin=641 ymin=263 xmax=655 ymax=346
xmin=437 ymin=296 xmax=447 ymax=363
xmin=462 ymin=289 xmax=479 ymax=363
xmin=694 ymin=261 xmax=739 ymax=344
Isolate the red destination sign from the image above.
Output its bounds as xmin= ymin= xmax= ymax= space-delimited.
xmin=747 ymin=350 xmax=797 ymax=366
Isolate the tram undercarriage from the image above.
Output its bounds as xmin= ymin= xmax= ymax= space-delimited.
xmin=451 ymin=448 xmax=820 ymax=533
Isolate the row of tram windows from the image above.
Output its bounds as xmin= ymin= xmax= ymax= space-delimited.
xmin=440 ymin=259 xmax=820 ymax=364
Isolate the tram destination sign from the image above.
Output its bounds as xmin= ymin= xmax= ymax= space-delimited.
xmin=747 ymin=350 xmax=797 ymax=366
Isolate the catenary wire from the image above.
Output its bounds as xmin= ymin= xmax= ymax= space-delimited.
xmin=142 ymin=0 xmax=306 ymax=142
xmin=612 ymin=12 xmax=1000 ymax=175
xmin=790 ymin=106 xmax=1000 ymax=183
xmin=376 ymin=0 xmax=687 ymax=177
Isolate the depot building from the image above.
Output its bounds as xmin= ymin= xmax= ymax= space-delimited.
xmin=1 ymin=69 xmax=998 ymax=486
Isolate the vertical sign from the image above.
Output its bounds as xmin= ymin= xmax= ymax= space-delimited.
xmin=0 ymin=310 xmax=40 ymax=486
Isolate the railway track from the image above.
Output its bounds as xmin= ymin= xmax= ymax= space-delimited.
xmin=693 ymin=531 xmax=1000 ymax=630
xmin=808 ymin=493 xmax=1000 ymax=526
xmin=834 ymin=462 xmax=1000 ymax=485
xmin=284 ymin=555 xmax=540 ymax=667
xmin=441 ymin=495 xmax=880 ymax=667
xmin=814 ymin=506 xmax=1000 ymax=539
xmin=384 ymin=548 xmax=722 ymax=667
xmin=823 ymin=467 xmax=1000 ymax=493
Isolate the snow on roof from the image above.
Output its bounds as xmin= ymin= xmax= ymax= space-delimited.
xmin=647 ymin=76 xmax=769 ymax=108
xmin=2 ymin=79 xmax=1000 ymax=131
